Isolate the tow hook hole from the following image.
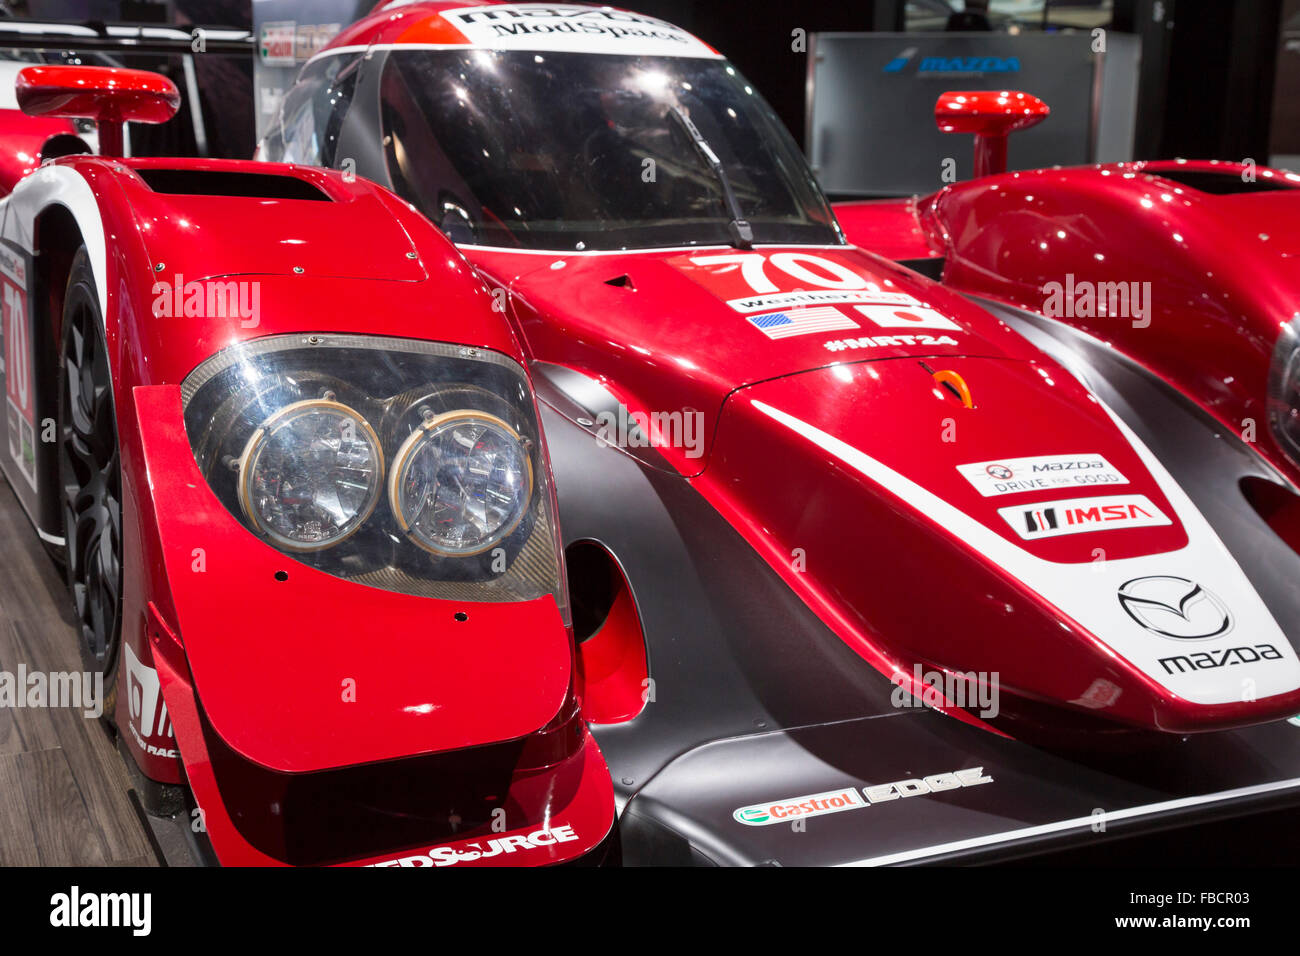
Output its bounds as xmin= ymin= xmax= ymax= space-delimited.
xmin=274 ymin=570 xmax=289 ymax=582
xmin=454 ymin=611 xmax=469 ymax=622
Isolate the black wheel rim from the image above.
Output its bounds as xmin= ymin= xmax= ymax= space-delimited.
xmin=59 ymin=295 xmax=121 ymax=672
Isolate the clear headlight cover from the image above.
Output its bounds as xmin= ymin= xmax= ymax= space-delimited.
xmin=390 ymin=410 xmax=533 ymax=555
xmin=181 ymin=334 xmax=566 ymax=612
xmin=238 ymin=398 xmax=384 ymax=551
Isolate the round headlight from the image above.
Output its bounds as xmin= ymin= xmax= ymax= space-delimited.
xmin=389 ymin=410 xmax=533 ymax=556
xmin=237 ymin=398 xmax=384 ymax=551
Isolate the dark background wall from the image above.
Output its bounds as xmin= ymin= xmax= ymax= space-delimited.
xmin=631 ymin=0 xmax=1286 ymax=161
xmin=8 ymin=0 xmax=1292 ymax=163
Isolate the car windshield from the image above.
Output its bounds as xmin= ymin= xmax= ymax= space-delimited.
xmin=379 ymin=50 xmax=842 ymax=250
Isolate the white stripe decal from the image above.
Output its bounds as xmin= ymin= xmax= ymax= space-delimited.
xmin=6 ymin=164 xmax=109 ymax=320
xmin=836 ymin=776 xmax=1300 ymax=866
xmin=750 ymin=398 xmax=1300 ymax=705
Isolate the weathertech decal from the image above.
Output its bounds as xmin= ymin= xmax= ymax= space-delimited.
xmin=998 ymin=494 xmax=1170 ymax=540
xmin=957 ymin=453 xmax=1128 ymax=497
xmin=367 ymin=824 xmax=581 ymax=866
xmin=440 ymin=4 xmax=718 ymax=57
xmin=733 ymin=768 xmax=994 ymax=826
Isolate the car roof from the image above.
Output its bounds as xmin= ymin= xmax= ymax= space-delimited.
xmin=315 ymin=1 xmax=720 ymax=63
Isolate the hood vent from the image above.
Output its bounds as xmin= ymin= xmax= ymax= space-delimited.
xmin=137 ymin=168 xmax=331 ymax=201
xmin=1148 ymin=169 xmax=1294 ymax=195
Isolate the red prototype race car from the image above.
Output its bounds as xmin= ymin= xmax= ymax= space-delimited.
xmin=0 ymin=61 xmax=613 ymax=866
xmin=4 ymin=0 xmax=1300 ymax=867
xmin=249 ymin=1 xmax=1300 ymax=863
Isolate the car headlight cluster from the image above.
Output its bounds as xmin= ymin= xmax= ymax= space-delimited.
xmin=181 ymin=334 xmax=562 ymax=606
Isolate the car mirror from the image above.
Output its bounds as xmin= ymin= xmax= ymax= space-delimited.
xmin=16 ymin=65 xmax=180 ymax=158
xmin=934 ymin=90 xmax=1050 ymax=179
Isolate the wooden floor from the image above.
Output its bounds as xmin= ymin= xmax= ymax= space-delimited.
xmin=0 ymin=478 xmax=159 ymax=866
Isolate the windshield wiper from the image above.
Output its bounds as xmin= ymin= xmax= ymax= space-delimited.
xmin=668 ymin=106 xmax=754 ymax=249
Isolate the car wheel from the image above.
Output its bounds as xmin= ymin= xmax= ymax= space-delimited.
xmin=57 ymin=247 xmax=123 ymax=688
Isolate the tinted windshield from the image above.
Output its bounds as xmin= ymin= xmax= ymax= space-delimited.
xmin=379 ymin=50 xmax=842 ymax=250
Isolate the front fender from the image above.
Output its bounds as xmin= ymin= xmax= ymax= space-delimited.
xmin=133 ymin=382 xmax=573 ymax=772
xmin=133 ymin=383 xmax=618 ymax=864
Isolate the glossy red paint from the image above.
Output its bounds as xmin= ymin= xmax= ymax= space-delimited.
xmin=152 ymin=605 xmax=614 ymax=866
xmin=16 ymin=65 xmax=179 ymax=156
xmin=925 ymin=159 xmax=1300 ymax=489
xmin=935 ymin=90 xmax=1050 ymax=178
xmin=0 ymin=109 xmax=78 ymax=195
xmin=573 ymin=546 xmax=649 ymax=725
xmin=830 ymin=197 xmax=942 ymax=263
xmin=467 ymin=244 xmax=1041 ymax=476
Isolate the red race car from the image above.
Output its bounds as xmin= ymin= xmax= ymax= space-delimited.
xmin=836 ymin=88 xmax=1300 ymax=502
xmin=244 ymin=1 xmax=1300 ymax=863
xmin=0 ymin=61 xmax=614 ymax=866
xmin=5 ymin=1 xmax=1300 ymax=867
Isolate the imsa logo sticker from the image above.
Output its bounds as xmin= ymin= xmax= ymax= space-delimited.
xmin=998 ymin=494 xmax=1170 ymax=540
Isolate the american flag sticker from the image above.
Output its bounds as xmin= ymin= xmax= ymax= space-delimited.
xmin=747 ymin=306 xmax=858 ymax=340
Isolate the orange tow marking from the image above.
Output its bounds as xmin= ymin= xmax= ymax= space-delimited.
xmin=932 ymin=369 xmax=975 ymax=408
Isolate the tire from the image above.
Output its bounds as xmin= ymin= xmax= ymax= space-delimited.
xmin=56 ymin=247 xmax=123 ymax=705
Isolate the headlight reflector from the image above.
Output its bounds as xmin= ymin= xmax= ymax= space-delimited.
xmin=390 ymin=410 xmax=532 ymax=555
xmin=238 ymin=398 xmax=383 ymax=551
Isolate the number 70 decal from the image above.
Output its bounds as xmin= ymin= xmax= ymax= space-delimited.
xmin=688 ymin=252 xmax=872 ymax=293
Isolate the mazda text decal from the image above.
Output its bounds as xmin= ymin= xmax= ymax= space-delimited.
xmin=957 ymin=453 xmax=1128 ymax=497
xmin=1158 ymin=644 xmax=1282 ymax=674
xmin=1117 ymin=576 xmax=1233 ymax=640
xmin=997 ymin=494 xmax=1169 ymax=540
xmin=733 ymin=767 xmax=994 ymax=826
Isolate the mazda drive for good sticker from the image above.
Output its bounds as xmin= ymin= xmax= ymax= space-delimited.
xmin=998 ymin=494 xmax=1170 ymax=540
xmin=956 ymin=453 xmax=1128 ymax=497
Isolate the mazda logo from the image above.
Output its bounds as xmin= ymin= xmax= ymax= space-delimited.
xmin=1117 ymin=575 xmax=1233 ymax=640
